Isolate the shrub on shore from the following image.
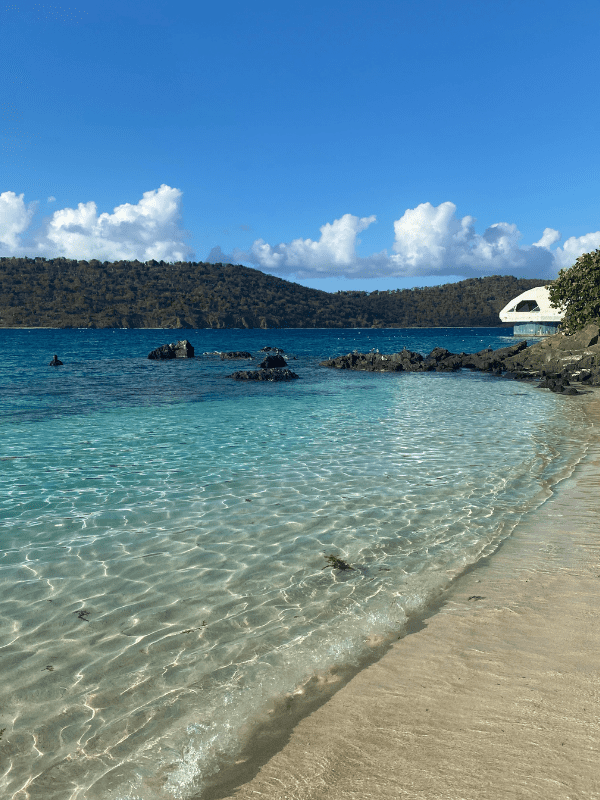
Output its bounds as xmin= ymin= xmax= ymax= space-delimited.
xmin=549 ymin=249 xmax=600 ymax=333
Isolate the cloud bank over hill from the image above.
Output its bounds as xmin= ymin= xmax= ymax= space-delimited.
xmin=2 ymin=186 xmax=600 ymax=279
xmin=236 ymin=202 xmax=600 ymax=280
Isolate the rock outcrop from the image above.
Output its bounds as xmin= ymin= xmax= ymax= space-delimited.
xmin=320 ymin=322 xmax=600 ymax=395
xmin=148 ymin=340 xmax=195 ymax=359
xmin=502 ymin=322 xmax=600 ymax=385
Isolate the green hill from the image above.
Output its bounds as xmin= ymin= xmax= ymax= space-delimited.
xmin=0 ymin=256 xmax=549 ymax=329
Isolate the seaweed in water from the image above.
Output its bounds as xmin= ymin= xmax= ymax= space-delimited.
xmin=322 ymin=554 xmax=354 ymax=571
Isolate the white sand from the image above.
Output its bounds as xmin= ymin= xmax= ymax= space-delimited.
xmin=225 ymin=394 xmax=600 ymax=800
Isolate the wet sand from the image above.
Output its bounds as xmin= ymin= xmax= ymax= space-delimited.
xmin=225 ymin=393 xmax=600 ymax=800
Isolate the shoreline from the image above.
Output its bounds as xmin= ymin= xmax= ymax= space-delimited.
xmin=211 ymin=391 xmax=600 ymax=800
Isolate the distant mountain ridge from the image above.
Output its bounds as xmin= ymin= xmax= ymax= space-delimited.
xmin=0 ymin=256 xmax=549 ymax=329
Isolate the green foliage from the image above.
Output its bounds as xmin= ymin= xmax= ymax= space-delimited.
xmin=549 ymin=249 xmax=600 ymax=333
xmin=0 ymin=256 xmax=548 ymax=329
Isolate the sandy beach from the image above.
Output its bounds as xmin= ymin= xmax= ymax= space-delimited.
xmin=207 ymin=392 xmax=600 ymax=800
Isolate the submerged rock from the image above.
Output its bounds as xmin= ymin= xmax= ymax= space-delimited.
xmin=220 ymin=351 xmax=253 ymax=359
xmin=148 ymin=340 xmax=195 ymax=359
xmin=229 ymin=368 xmax=299 ymax=381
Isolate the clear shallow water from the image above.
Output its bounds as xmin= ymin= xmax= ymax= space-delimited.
xmin=0 ymin=328 xmax=592 ymax=799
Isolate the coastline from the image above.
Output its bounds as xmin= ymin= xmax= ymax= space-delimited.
xmin=213 ymin=391 xmax=600 ymax=800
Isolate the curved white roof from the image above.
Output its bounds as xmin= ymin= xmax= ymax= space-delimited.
xmin=499 ymin=285 xmax=564 ymax=323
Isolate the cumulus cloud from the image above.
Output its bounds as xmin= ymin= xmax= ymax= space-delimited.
xmin=0 ymin=191 xmax=36 ymax=251
xmin=40 ymin=185 xmax=193 ymax=261
xmin=0 ymin=185 xmax=193 ymax=262
xmin=245 ymin=213 xmax=380 ymax=278
xmin=388 ymin=202 xmax=537 ymax=274
xmin=532 ymin=227 xmax=561 ymax=248
xmin=240 ymin=201 xmax=598 ymax=280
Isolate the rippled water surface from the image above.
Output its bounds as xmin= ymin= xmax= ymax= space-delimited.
xmin=0 ymin=328 xmax=592 ymax=799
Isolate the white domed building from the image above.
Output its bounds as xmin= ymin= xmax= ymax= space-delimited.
xmin=499 ymin=286 xmax=564 ymax=336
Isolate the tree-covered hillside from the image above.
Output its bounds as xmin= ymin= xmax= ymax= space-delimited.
xmin=0 ymin=257 xmax=549 ymax=329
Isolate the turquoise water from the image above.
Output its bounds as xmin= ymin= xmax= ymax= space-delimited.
xmin=0 ymin=328 xmax=591 ymax=800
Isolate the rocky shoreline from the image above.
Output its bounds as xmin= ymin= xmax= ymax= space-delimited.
xmin=320 ymin=322 xmax=600 ymax=395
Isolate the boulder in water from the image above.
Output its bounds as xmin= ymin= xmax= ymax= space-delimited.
xmin=148 ymin=340 xmax=195 ymax=360
xmin=259 ymin=354 xmax=287 ymax=368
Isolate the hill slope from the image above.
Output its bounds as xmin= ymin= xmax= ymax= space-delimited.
xmin=0 ymin=257 xmax=549 ymax=328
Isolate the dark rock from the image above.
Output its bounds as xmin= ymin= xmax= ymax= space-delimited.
xmin=229 ymin=368 xmax=299 ymax=381
xmin=148 ymin=340 xmax=195 ymax=360
xmin=220 ymin=351 xmax=253 ymax=360
xmin=460 ymin=341 xmax=527 ymax=372
xmin=320 ymin=349 xmax=423 ymax=372
xmin=48 ymin=354 xmax=63 ymax=366
xmin=259 ymin=354 xmax=287 ymax=368
xmin=260 ymin=346 xmax=285 ymax=353
xmin=423 ymin=347 xmax=462 ymax=371
xmin=562 ymin=387 xmax=580 ymax=395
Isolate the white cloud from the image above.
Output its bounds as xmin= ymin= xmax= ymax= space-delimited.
xmin=47 ymin=196 xmax=56 ymax=203
xmin=0 ymin=191 xmax=36 ymax=251
xmin=388 ymin=202 xmax=555 ymax=276
xmin=243 ymin=202 xmax=565 ymax=280
xmin=40 ymin=185 xmax=193 ymax=262
xmin=532 ymin=227 xmax=561 ymax=248
xmin=246 ymin=213 xmax=379 ymax=277
xmin=0 ymin=185 xmax=193 ymax=262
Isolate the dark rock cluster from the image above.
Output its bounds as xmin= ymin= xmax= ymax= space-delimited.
xmin=148 ymin=340 xmax=195 ymax=359
xmin=321 ymin=322 xmax=600 ymax=396
xmin=145 ymin=340 xmax=299 ymax=382
xmin=228 ymin=349 xmax=298 ymax=380
xmin=320 ymin=341 xmax=528 ymax=375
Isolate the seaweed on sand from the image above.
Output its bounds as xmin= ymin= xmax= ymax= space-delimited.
xmin=322 ymin=554 xmax=354 ymax=571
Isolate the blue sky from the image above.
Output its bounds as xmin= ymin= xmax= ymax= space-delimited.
xmin=2 ymin=0 xmax=599 ymax=292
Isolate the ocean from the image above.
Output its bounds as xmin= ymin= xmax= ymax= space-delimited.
xmin=0 ymin=327 xmax=592 ymax=800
